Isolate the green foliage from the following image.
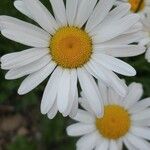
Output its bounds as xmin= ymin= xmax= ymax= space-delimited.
xmin=6 ymin=136 xmax=37 ymax=150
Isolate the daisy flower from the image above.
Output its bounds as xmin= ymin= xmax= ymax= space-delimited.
xmin=0 ymin=0 xmax=145 ymax=118
xmin=116 ymin=0 xmax=150 ymax=18
xmin=67 ymin=82 xmax=150 ymax=150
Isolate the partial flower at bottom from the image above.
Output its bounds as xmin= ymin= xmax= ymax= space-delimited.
xmin=67 ymin=81 xmax=150 ymax=150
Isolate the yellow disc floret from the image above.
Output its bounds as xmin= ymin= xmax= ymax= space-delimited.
xmin=96 ymin=105 xmax=131 ymax=139
xmin=128 ymin=0 xmax=145 ymax=12
xmin=50 ymin=27 xmax=92 ymax=68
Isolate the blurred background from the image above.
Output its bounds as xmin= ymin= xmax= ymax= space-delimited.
xmin=0 ymin=0 xmax=150 ymax=150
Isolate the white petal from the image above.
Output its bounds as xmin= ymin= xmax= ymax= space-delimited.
xmin=87 ymin=61 xmax=127 ymax=97
xmin=24 ymin=0 xmax=58 ymax=34
xmin=77 ymin=68 xmax=103 ymax=117
xmin=95 ymin=139 xmax=109 ymax=150
xmin=130 ymin=126 xmax=150 ymax=140
xmin=123 ymin=137 xmax=138 ymax=150
xmin=18 ymin=62 xmax=56 ymax=95
xmin=131 ymin=108 xmax=150 ymax=121
xmin=63 ymin=69 xmax=78 ymax=117
xmin=41 ymin=67 xmax=63 ymax=114
xmin=5 ymin=55 xmax=51 ymax=79
xmin=67 ymin=123 xmax=96 ymax=136
xmin=69 ymin=88 xmax=79 ymax=118
xmin=94 ymin=44 xmax=146 ymax=58
xmin=1 ymin=29 xmax=49 ymax=47
xmin=0 ymin=16 xmax=50 ymax=41
xmin=93 ymin=53 xmax=136 ymax=76
xmin=124 ymin=83 xmax=143 ymax=109
xmin=72 ymin=109 xmax=95 ymax=124
xmin=99 ymin=31 xmax=147 ymax=46
xmin=74 ymin=0 xmax=97 ymax=27
xmin=47 ymin=102 xmax=58 ymax=119
xmin=57 ymin=69 xmax=71 ymax=114
xmin=79 ymin=98 xmax=94 ymax=114
xmin=109 ymin=140 xmax=118 ymax=150
xmin=14 ymin=0 xmax=33 ymax=19
xmin=66 ymin=0 xmax=79 ymax=26
xmin=76 ymin=131 xmax=99 ymax=150
xmin=98 ymin=80 xmax=108 ymax=105
xmin=1 ymin=48 xmax=49 ymax=70
xmin=50 ymin=0 xmax=67 ymax=26
xmin=86 ymin=0 xmax=115 ymax=32
xmin=93 ymin=14 xmax=140 ymax=43
xmin=126 ymin=133 xmax=150 ymax=150
xmin=129 ymin=98 xmax=150 ymax=114
xmin=90 ymin=3 xmax=131 ymax=35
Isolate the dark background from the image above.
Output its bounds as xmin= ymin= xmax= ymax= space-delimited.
xmin=0 ymin=0 xmax=150 ymax=150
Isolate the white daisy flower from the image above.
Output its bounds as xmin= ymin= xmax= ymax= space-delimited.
xmin=0 ymin=0 xmax=146 ymax=118
xmin=116 ymin=0 xmax=150 ymax=18
xmin=67 ymin=82 xmax=150 ymax=150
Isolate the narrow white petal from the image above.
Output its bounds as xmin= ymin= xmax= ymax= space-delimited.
xmin=74 ymin=0 xmax=97 ymax=27
xmin=66 ymin=0 xmax=79 ymax=26
xmin=0 ymin=16 xmax=50 ymax=41
xmin=86 ymin=0 xmax=115 ymax=32
xmin=90 ymin=3 xmax=131 ymax=35
xmin=98 ymin=80 xmax=108 ymax=105
xmin=126 ymin=133 xmax=150 ymax=150
xmin=14 ymin=0 xmax=33 ymax=19
xmin=109 ymin=140 xmax=118 ymax=150
xmin=41 ymin=67 xmax=63 ymax=114
xmin=18 ymin=62 xmax=56 ymax=95
xmin=129 ymin=98 xmax=150 ymax=114
xmin=99 ymin=31 xmax=147 ymax=46
xmin=1 ymin=29 xmax=49 ymax=47
xmin=130 ymin=126 xmax=150 ymax=140
xmin=79 ymin=98 xmax=94 ymax=114
xmin=67 ymin=123 xmax=95 ymax=136
xmin=72 ymin=109 xmax=95 ymax=124
xmin=77 ymin=68 xmax=103 ymax=117
xmin=93 ymin=53 xmax=136 ymax=76
xmin=69 ymin=88 xmax=79 ymax=118
xmin=57 ymin=69 xmax=71 ymax=114
xmin=63 ymin=69 xmax=78 ymax=117
xmin=47 ymin=102 xmax=58 ymax=119
xmin=1 ymin=48 xmax=49 ymax=70
xmin=131 ymin=108 xmax=150 ymax=121
xmin=24 ymin=0 xmax=58 ymax=33
xmin=124 ymin=83 xmax=143 ymax=109
xmin=5 ymin=55 xmax=51 ymax=79
xmin=87 ymin=61 xmax=127 ymax=97
xmin=96 ymin=139 xmax=109 ymax=150
xmin=50 ymin=0 xmax=67 ymax=26
xmin=94 ymin=45 xmax=146 ymax=57
xmin=76 ymin=131 xmax=99 ymax=150
xmin=93 ymin=14 xmax=140 ymax=43
xmin=123 ymin=137 xmax=138 ymax=150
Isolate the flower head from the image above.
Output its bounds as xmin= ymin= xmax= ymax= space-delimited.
xmin=0 ymin=0 xmax=145 ymax=118
xmin=67 ymin=82 xmax=150 ymax=150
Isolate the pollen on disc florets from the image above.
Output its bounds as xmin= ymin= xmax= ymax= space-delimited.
xmin=128 ymin=0 xmax=145 ymax=12
xmin=96 ymin=105 xmax=131 ymax=139
xmin=50 ymin=26 xmax=93 ymax=69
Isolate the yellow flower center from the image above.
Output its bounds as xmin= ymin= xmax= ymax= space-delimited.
xmin=128 ymin=0 xmax=145 ymax=12
xmin=50 ymin=27 xmax=92 ymax=68
xmin=96 ymin=105 xmax=131 ymax=139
